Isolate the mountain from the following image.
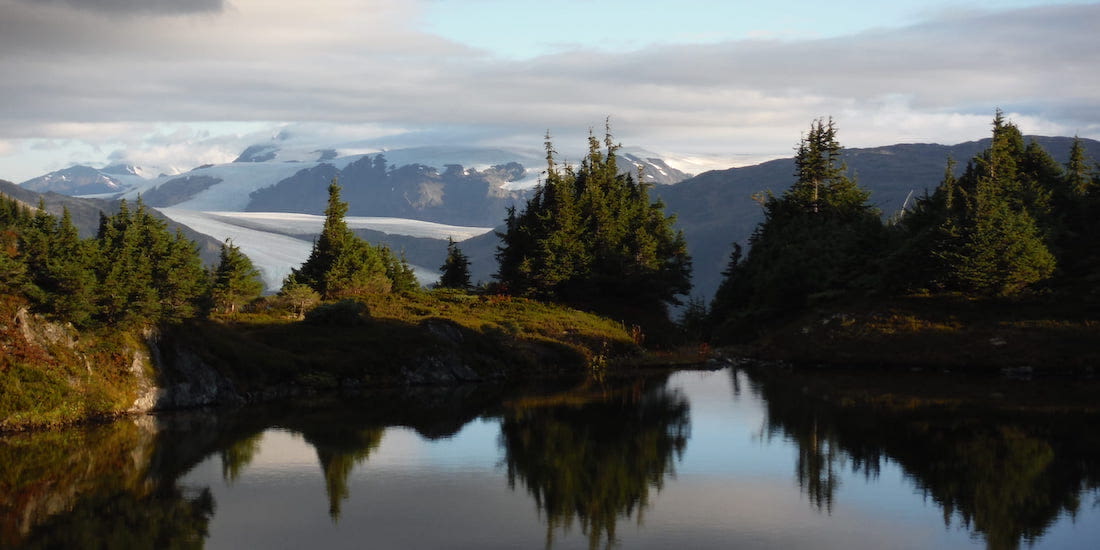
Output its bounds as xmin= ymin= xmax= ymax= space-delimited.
xmin=24 ymin=135 xmax=1095 ymax=302
xmin=19 ymin=165 xmax=139 ymax=195
xmin=654 ymin=136 xmax=1100 ymax=304
xmin=245 ymin=155 xmax=530 ymax=227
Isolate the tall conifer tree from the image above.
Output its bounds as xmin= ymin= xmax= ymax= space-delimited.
xmin=495 ymin=124 xmax=691 ymax=326
xmin=438 ymin=237 xmax=472 ymax=289
xmin=211 ymin=238 xmax=264 ymax=313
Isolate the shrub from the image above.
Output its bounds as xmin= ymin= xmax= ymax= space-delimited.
xmin=303 ymin=299 xmax=370 ymax=326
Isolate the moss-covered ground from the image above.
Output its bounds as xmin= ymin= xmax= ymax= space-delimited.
xmin=731 ymin=293 xmax=1100 ymax=374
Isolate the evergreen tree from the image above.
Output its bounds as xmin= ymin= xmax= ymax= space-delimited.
xmin=381 ymin=247 xmax=419 ymax=294
xmin=210 ymin=239 xmax=264 ymax=313
xmin=1063 ymin=137 xmax=1093 ymax=197
xmin=92 ymin=199 xmax=209 ymax=325
xmin=1050 ymin=136 xmax=1100 ymax=286
xmin=495 ymin=125 xmax=691 ymax=326
xmin=710 ymin=118 xmax=883 ymax=327
xmin=288 ymin=178 xmax=416 ymax=298
xmin=278 ymin=281 xmax=321 ymax=319
xmin=42 ymin=208 xmax=97 ymax=326
xmin=438 ymin=237 xmax=472 ymax=289
xmin=931 ymin=112 xmax=1056 ymax=295
xmin=156 ymin=229 xmax=210 ymax=321
xmin=0 ymin=228 xmax=27 ymax=294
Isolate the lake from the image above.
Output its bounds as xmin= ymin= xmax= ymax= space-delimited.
xmin=2 ymin=367 xmax=1098 ymax=549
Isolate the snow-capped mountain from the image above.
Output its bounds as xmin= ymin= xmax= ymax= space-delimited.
xmin=16 ymin=140 xmax=708 ymax=290
xmin=19 ymin=165 xmax=145 ymax=195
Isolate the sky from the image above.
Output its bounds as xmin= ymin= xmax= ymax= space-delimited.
xmin=0 ymin=0 xmax=1098 ymax=182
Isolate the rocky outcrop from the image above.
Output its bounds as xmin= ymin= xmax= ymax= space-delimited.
xmin=131 ymin=330 xmax=245 ymax=413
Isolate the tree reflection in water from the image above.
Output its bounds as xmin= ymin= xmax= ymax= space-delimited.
xmin=0 ymin=421 xmax=215 ymax=549
xmin=499 ymin=376 xmax=690 ymax=550
xmin=743 ymin=367 xmax=1100 ymax=550
xmin=301 ymin=426 xmax=384 ymax=521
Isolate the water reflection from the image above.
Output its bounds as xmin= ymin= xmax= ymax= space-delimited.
xmin=500 ymin=377 xmax=690 ymax=549
xmin=0 ymin=386 xmax=507 ymax=547
xmin=0 ymin=420 xmax=214 ymax=549
xmin=1 ymin=369 xmax=1098 ymax=549
xmin=743 ymin=367 xmax=1100 ymax=550
xmin=302 ymin=426 xmax=384 ymax=520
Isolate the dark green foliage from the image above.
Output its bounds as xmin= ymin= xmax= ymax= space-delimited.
xmin=500 ymin=379 xmax=689 ymax=549
xmin=277 ymin=282 xmax=321 ymax=319
xmin=91 ymin=199 xmax=211 ymax=325
xmin=894 ymin=111 xmax=1057 ymax=296
xmin=303 ymin=299 xmax=370 ymax=326
xmin=1050 ymin=137 xmax=1100 ymax=288
xmin=2 ymin=194 xmax=210 ymax=326
xmin=0 ymin=228 xmax=27 ymax=293
xmin=288 ymin=179 xmax=418 ymax=299
xmin=710 ymin=118 xmax=884 ymax=329
xmin=438 ymin=237 xmax=472 ymax=289
xmin=380 ymin=247 xmax=419 ymax=294
xmin=495 ymin=127 xmax=692 ymax=327
xmin=37 ymin=208 xmax=97 ymax=326
xmin=210 ymin=239 xmax=264 ymax=313
xmin=1063 ymin=137 xmax=1093 ymax=198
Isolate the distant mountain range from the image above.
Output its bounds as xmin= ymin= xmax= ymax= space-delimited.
xmin=11 ymin=136 xmax=1100 ymax=300
xmin=20 ymin=164 xmax=149 ymax=195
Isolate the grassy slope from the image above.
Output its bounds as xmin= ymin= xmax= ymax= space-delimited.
xmin=1 ymin=290 xmax=640 ymax=430
xmin=734 ymin=294 xmax=1100 ymax=373
xmin=173 ymin=290 xmax=640 ymax=393
xmin=0 ymin=296 xmax=144 ymax=430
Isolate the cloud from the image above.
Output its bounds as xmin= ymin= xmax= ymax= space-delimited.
xmin=15 ymin=0 xmax=223 ymax=16
xmin=0 ymin=0 xmax=1096 ymax=178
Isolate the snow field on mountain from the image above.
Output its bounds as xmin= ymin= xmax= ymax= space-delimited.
xmin=204 ymin=211 xmax=495 ymax=241
xmin=157 ymin=208 xmax=491 ymax=289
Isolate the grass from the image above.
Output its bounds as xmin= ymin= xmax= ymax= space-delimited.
xmin=740 ymin=293 xmax=1100 ymax=374
xmin=0 ymin=296 xmax=142 ymax=431
xmin=163 ymin=289 xmax=641 ymax=393
xmin=0 ymin=288 xmax=659 ymax=430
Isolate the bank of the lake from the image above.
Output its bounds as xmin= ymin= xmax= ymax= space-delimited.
xmin=1 ymin=290 xmax=642 ymax=431
xmin=725 ymin=293 xmax=1100 ymax=376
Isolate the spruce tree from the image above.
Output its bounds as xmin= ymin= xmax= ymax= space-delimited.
xmin=931 ymin=112 xmax=1056 ymax=295
xmin=438 ymin=237 xmax=472 ymax=289
xmin=1064 ymin=137 xmax=1093 ymax=197
xmin=211 ymin=239 xmax=264 ymax=313
xmin=44 ymin=208 xmax=97 ymax=326
xmin=711 ymin=117 xmax=883 ymax=326
xmin=0 ymin=227 xmax=27 ymax=294
xmin=278 ymin=281 xmax=321 ymax=319
xmin=91 ymin=199 xmax=209 ymax=325
xmin=495 ymin=125 xmax=691 ymax=326
xmin=381 ymin=247 xmax=419 ymax=294
xmin=288 ymin=178 xmax=415 ymax=298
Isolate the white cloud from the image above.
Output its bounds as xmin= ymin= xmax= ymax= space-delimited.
xmin=0 ymin=0 xmax=1096 ymax=179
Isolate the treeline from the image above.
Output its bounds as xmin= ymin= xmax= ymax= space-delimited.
xmin=709 ymin=111 xmax=1100 ymax=340
xmin=0 ymin=184 xmax=417 ymax=329
xmin=1 ymin=197 xmax=216 ymax=327
xmin=493 ymin=128 xmax=692 ymax=334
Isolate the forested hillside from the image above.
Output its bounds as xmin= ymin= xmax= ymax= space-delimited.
xmin=707 ymin=113 xmax=1100 ymax=351
xmin=656 ymin=135 xmax=1100 ymax=301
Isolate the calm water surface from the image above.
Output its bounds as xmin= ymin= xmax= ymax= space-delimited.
xmin=2 ymin=368 xmax=1098 ymax=549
